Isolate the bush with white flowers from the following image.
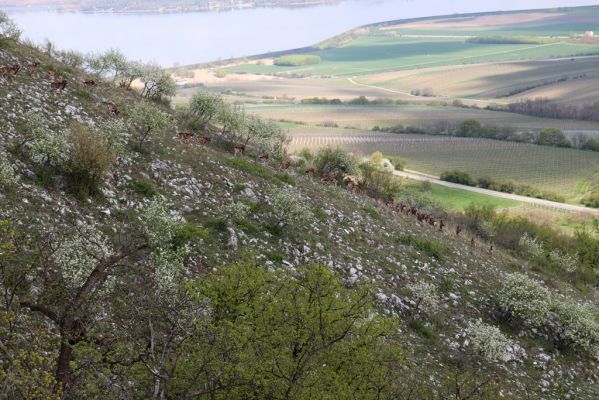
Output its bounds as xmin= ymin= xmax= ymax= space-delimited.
xmin=518 ymin=233 xmax=544 ymax=259
xmin=0 ymin=11 xmax=21 ymax=41
xmin=549 ymin=249 xmax=578 ymax=273
xmin=550 ymin=299 xmax=599 ymax=353
xmin=152 ymin=246 xmax=189 ymax=294
xmin=269 ymin=186 xmax=313 ymax=227
xmin=97 ymin=118 xmax=130 ymax=154
xmin=53 ymin=220 xmax=113 ymax=288
xmin=465 ymin=320 xmax=514 ymax=363
xmin=228 ymin=201 xmax=251 ymax=220
xmin=29 ymin=129 xmax=70 ymax=166
xmin=496 ymin=273 xmax=551 ymax=326
xmin=138 ymin=198 xmax=184 ymax=249
xmin=498 ymin=273 xmax=599 ymax=354
xmin=407 ymin=281 xmax=439 ymax=315
xmin=138 ymin=199 xmax=192 ymax=294
xmin=0 ymin=153 xmax=17 ymax=188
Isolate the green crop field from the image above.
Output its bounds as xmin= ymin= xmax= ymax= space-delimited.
xmin=225 ymin=37 xmax=599 ymax=77
xmin=288 ymin=129 xmax=599 ymax=202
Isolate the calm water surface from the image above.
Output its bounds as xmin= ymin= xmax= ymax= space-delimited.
xmin=5 ymin=0 xmax=599 ymax=66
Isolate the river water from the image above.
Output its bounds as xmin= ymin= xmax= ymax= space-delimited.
xmin=5 ymin=0 xmax=599 ymax=66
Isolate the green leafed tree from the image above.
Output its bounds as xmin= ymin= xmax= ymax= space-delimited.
xmin=173 ymin=261 xmax=405 ymax=399
xmin=536 ymin=128 xmax=570 ymax=147
xmin=130 ymin=103 xmax=171 ymax=149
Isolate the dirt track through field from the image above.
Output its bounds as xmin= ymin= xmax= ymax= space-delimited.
xmin=394 ymin=170 xmax=599 ymax=215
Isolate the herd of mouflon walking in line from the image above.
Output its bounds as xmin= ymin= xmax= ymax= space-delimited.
xmin=179 ymin=128 xmax=493 ymax=255
xmin=3 ymin=60 xmax=491 ymax=256
xmin=2 ymin=61 xmax=120 ymax=115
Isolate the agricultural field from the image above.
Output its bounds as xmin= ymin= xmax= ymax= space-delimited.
xmin=223 ymin=36 xmax=599 ymax=78
xmin=357 ymin=56 xmax=599 ymax=105
xmin=246 ymin=103 xmax=599 ymax=133
xmin=288 ymin=129 xmax=599 ymax=202
xmin=174 ymin=76 xmax=395 ymax=103
xmin=174 ymin=5 xmax=599 ymax=212
xmin=176 ymin=7 xmax=599 ymax=109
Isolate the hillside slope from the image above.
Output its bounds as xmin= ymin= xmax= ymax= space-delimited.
xmin=1 ymin=40 xmax=599 ymax=398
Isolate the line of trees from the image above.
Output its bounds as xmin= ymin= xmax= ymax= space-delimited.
xmin=494 ymin=98 xmax=599 ymax=123
xmin=466 ymin=35 xmax=556 ymax=45
xmin=375 ymin=119 xmax=599 ymax=153
xmin=440 ymin=170 xmax=566 ymax=203
xmin=45 ymin=45 xmax=176 ymax=103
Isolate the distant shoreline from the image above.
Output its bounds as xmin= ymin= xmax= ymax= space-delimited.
xmin=1 ymin=0 xmax=342 ymax=15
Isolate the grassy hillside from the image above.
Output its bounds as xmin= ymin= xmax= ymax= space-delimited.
xmin=2 ymin=33 xmax=599 ymax=400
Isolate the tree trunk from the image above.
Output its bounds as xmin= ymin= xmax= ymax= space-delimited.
xmin=55 ymin=336 xmax=73 ymax=393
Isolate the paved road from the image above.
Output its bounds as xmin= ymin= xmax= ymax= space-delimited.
xmin=393 ymin=170 xmax=599 ymax=216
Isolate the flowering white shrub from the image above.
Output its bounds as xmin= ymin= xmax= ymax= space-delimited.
xmin=479 ymin=220 xmax=496 ymax=240
xmin=152 ymin=246 xmax=189 ymax=294
xmin=498 ymin=273 xmax=599 ymax=354
xmin=53 ymin=220 xmax=113 ymax=288
xmin=518 ymin=233 xmax=544 ymax=259
xmin=551 ymin=299 xmax=599 ymax=353
xmin=407 ymin=281 xmax=439 ymax=315
xmin=0 ymin=11 xmax=21 ymax=41
xmin=138 ymin=198 xmax=184 ymax=249
xmin=496 ymin=273 xmax=551 ymax=326
xmin=269 ymin=186 xmax=313 ymax=227
xmin=97 ymin=119 xmax=130 ymax=154
xmin=29 ymin=129 xmax=70 ymax=166
xmin=228 ymin=201 xmax=251 ymax=220
xmin=549 ymin=249 xmax=578 ymax=273
xmin=0 ymin=153 xmax=17 ymax=188
xmin=138 ymin=199 xmax=192 ymax=294
xmin=465 ymin=320 xmax=514 ymax=363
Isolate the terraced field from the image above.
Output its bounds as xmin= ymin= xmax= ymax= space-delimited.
xmin=288 ymin=129 xmax=599 ymax=201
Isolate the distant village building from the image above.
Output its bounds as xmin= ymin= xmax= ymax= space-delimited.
xmin=584 ymin=31 xmax=595 ymax=38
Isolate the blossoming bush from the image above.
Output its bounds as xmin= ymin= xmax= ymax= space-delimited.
xmin=518 ymin=233 xmax=544 ymax=259
xmin=29 ymin=129 xmax=70 ymax=166
xmin=138 ymin=199 xmax=192 ymax=294
xmin=465 ymin=320 xmax=514 ymax=363
xmin=550 ymin=299 xmax=599 ymax=353
xmin=53 ymin=220 xmax=113 ymax=288
xmin=498 ymin=273 xmax=599 ymax=353
xmin=0 ymin=153 xmax=16 ymax=188
xmin=269 ymin=186 xmax=313 ymax=227
xmin=314 ymin=148 xmax=359 ymax=182
xmin=496 ymin=273 xmax=551 ymax=326
xmin=549 ymin=249 xmax=578 ymax=273
xmin=228 ymin=201 xmax=251 ymax=220
xmin=97 ymin=118 xmax=130 ymax=154
xmin=138 ymin=198 xmax=184 ymax=249
xmin=407 ymin=281 xmax=439 ymax=315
